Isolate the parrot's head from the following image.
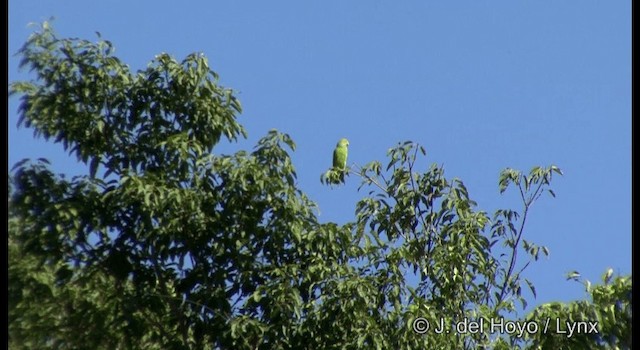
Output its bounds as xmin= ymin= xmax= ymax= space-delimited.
xmin=337 ymin=138 xmax=349 ymax=148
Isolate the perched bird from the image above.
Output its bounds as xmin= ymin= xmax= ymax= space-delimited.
xmin=332 ymin=138 xmax=349 ymax=182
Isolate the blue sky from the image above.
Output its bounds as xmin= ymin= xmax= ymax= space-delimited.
xmin=9 ymin=1 xmax=631 ymax=314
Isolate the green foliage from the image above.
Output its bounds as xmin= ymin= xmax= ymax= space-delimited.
xmin=523 ymin=271 xmax=631 ymax=349
xmin=9 ymin=22 xmax=629 ymax=349
xmin=11 ymin=21 xmax=244 ymax=179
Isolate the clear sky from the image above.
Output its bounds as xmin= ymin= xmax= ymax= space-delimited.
xmin=9 ymin=1 xmax=631 ymax=314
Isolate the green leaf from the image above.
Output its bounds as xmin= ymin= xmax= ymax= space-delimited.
xmin=603 ymin=268 xmax=614 ymax=284
xmin=566 ymin=271 xmax=581 ymax=281
xmin=89 ymin=157 xmax=100 ymax=179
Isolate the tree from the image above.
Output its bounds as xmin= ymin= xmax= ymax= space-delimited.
xmin=522 ymin=271 xmax=631 ymax=349
xmin=9 ymin=22 xmax=629 ymax=349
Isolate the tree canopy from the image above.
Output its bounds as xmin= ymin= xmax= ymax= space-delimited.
xmin=8 ymin=23 xmax=631 ymax=349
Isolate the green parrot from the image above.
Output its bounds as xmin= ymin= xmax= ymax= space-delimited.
xmin=332 ymin=138 xmax=350 ymax=182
